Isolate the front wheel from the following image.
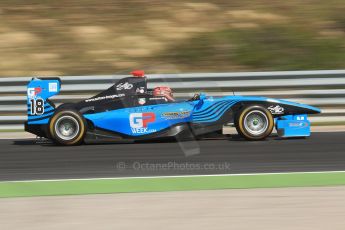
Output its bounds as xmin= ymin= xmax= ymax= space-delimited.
xmin=49 ymin=110 xmax=86 ymax=145
xmin=235 ymin=105 xmax=274 ymax=141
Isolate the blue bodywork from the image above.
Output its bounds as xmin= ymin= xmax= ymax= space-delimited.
xmin=26 ymin=78 xmax=60 ymax=125
xmin=276 ymin=115 xmax=311 ymax=137
xmin=25 ymin=77 xmax=321 ymax=140
xmin=84 ymin=101 xmax=194 ymax=136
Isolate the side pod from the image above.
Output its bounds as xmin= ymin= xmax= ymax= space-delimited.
xmin=276 ymin=114 xmax=311 ymax=137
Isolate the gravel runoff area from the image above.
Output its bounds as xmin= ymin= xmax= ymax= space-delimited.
xmin=0 ymin=186 xmax=345 ymax=230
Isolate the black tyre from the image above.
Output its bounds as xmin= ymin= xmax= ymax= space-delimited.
xmin=49 ymin=110 xmax=86 ymax=145
xmin=235 ymin=105 xmax=274 ymax=141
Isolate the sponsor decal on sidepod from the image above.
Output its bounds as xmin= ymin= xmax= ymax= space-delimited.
xmin=129 ymin=112 xmax=156 ymax=134
xmin=162 ymin=111 xmax=191 ymax=120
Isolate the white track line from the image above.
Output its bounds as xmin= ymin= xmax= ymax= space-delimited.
xmin=1 ymin=170 xmax=345 ymax=184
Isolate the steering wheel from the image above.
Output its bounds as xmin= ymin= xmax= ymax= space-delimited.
xmin=188 ymin=93 xmax=200 ymax=101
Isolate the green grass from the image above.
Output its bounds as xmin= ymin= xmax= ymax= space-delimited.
xmin=1 ymin=172 xmax=345 ymax=198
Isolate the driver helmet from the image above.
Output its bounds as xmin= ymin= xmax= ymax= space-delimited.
xmin=153 ymin=86 xmax=174 ymax=101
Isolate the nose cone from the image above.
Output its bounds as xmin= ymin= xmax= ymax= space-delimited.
xmin=274 ymin=99 xmax=321 ymax=114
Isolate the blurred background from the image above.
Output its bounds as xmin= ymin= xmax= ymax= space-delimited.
xmin=0 ymin=3 xmax=344 ymax=229
xmin=0 ymin=0 xmax=344 ymax=76
xmin=0 ymin=0 xmax=344 ymax=131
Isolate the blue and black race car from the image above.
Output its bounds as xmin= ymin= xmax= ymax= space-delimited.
xmin=25 ymin=70 xmax=321 ymax=145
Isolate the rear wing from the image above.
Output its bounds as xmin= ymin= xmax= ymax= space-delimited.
xmin=26 ymin=77 xmax=61 ymax=124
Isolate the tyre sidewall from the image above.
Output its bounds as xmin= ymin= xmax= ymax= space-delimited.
xmin=236 ymin=105 xmax=274 ymax=140
xmin=49 ymin=110 xmax=86 ymax=145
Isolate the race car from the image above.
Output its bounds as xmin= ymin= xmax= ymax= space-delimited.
xmin=25 ymin=70 xmax=321 ymax=145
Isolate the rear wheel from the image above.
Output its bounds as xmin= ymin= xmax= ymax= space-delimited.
xmin=49 ymin=110 xmax=86 ymax=145
xmin=235 ymin=105 xmax=274 ymax=141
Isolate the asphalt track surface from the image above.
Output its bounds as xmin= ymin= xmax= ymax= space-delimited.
xmin=0 ymin=132 xmax=344 ymax=181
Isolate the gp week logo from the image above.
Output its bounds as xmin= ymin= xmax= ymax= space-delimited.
xmin=129 ymin=112 xmax=156 ymax=134
xmin=27 ymin=87 xmax=42 ymax=98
